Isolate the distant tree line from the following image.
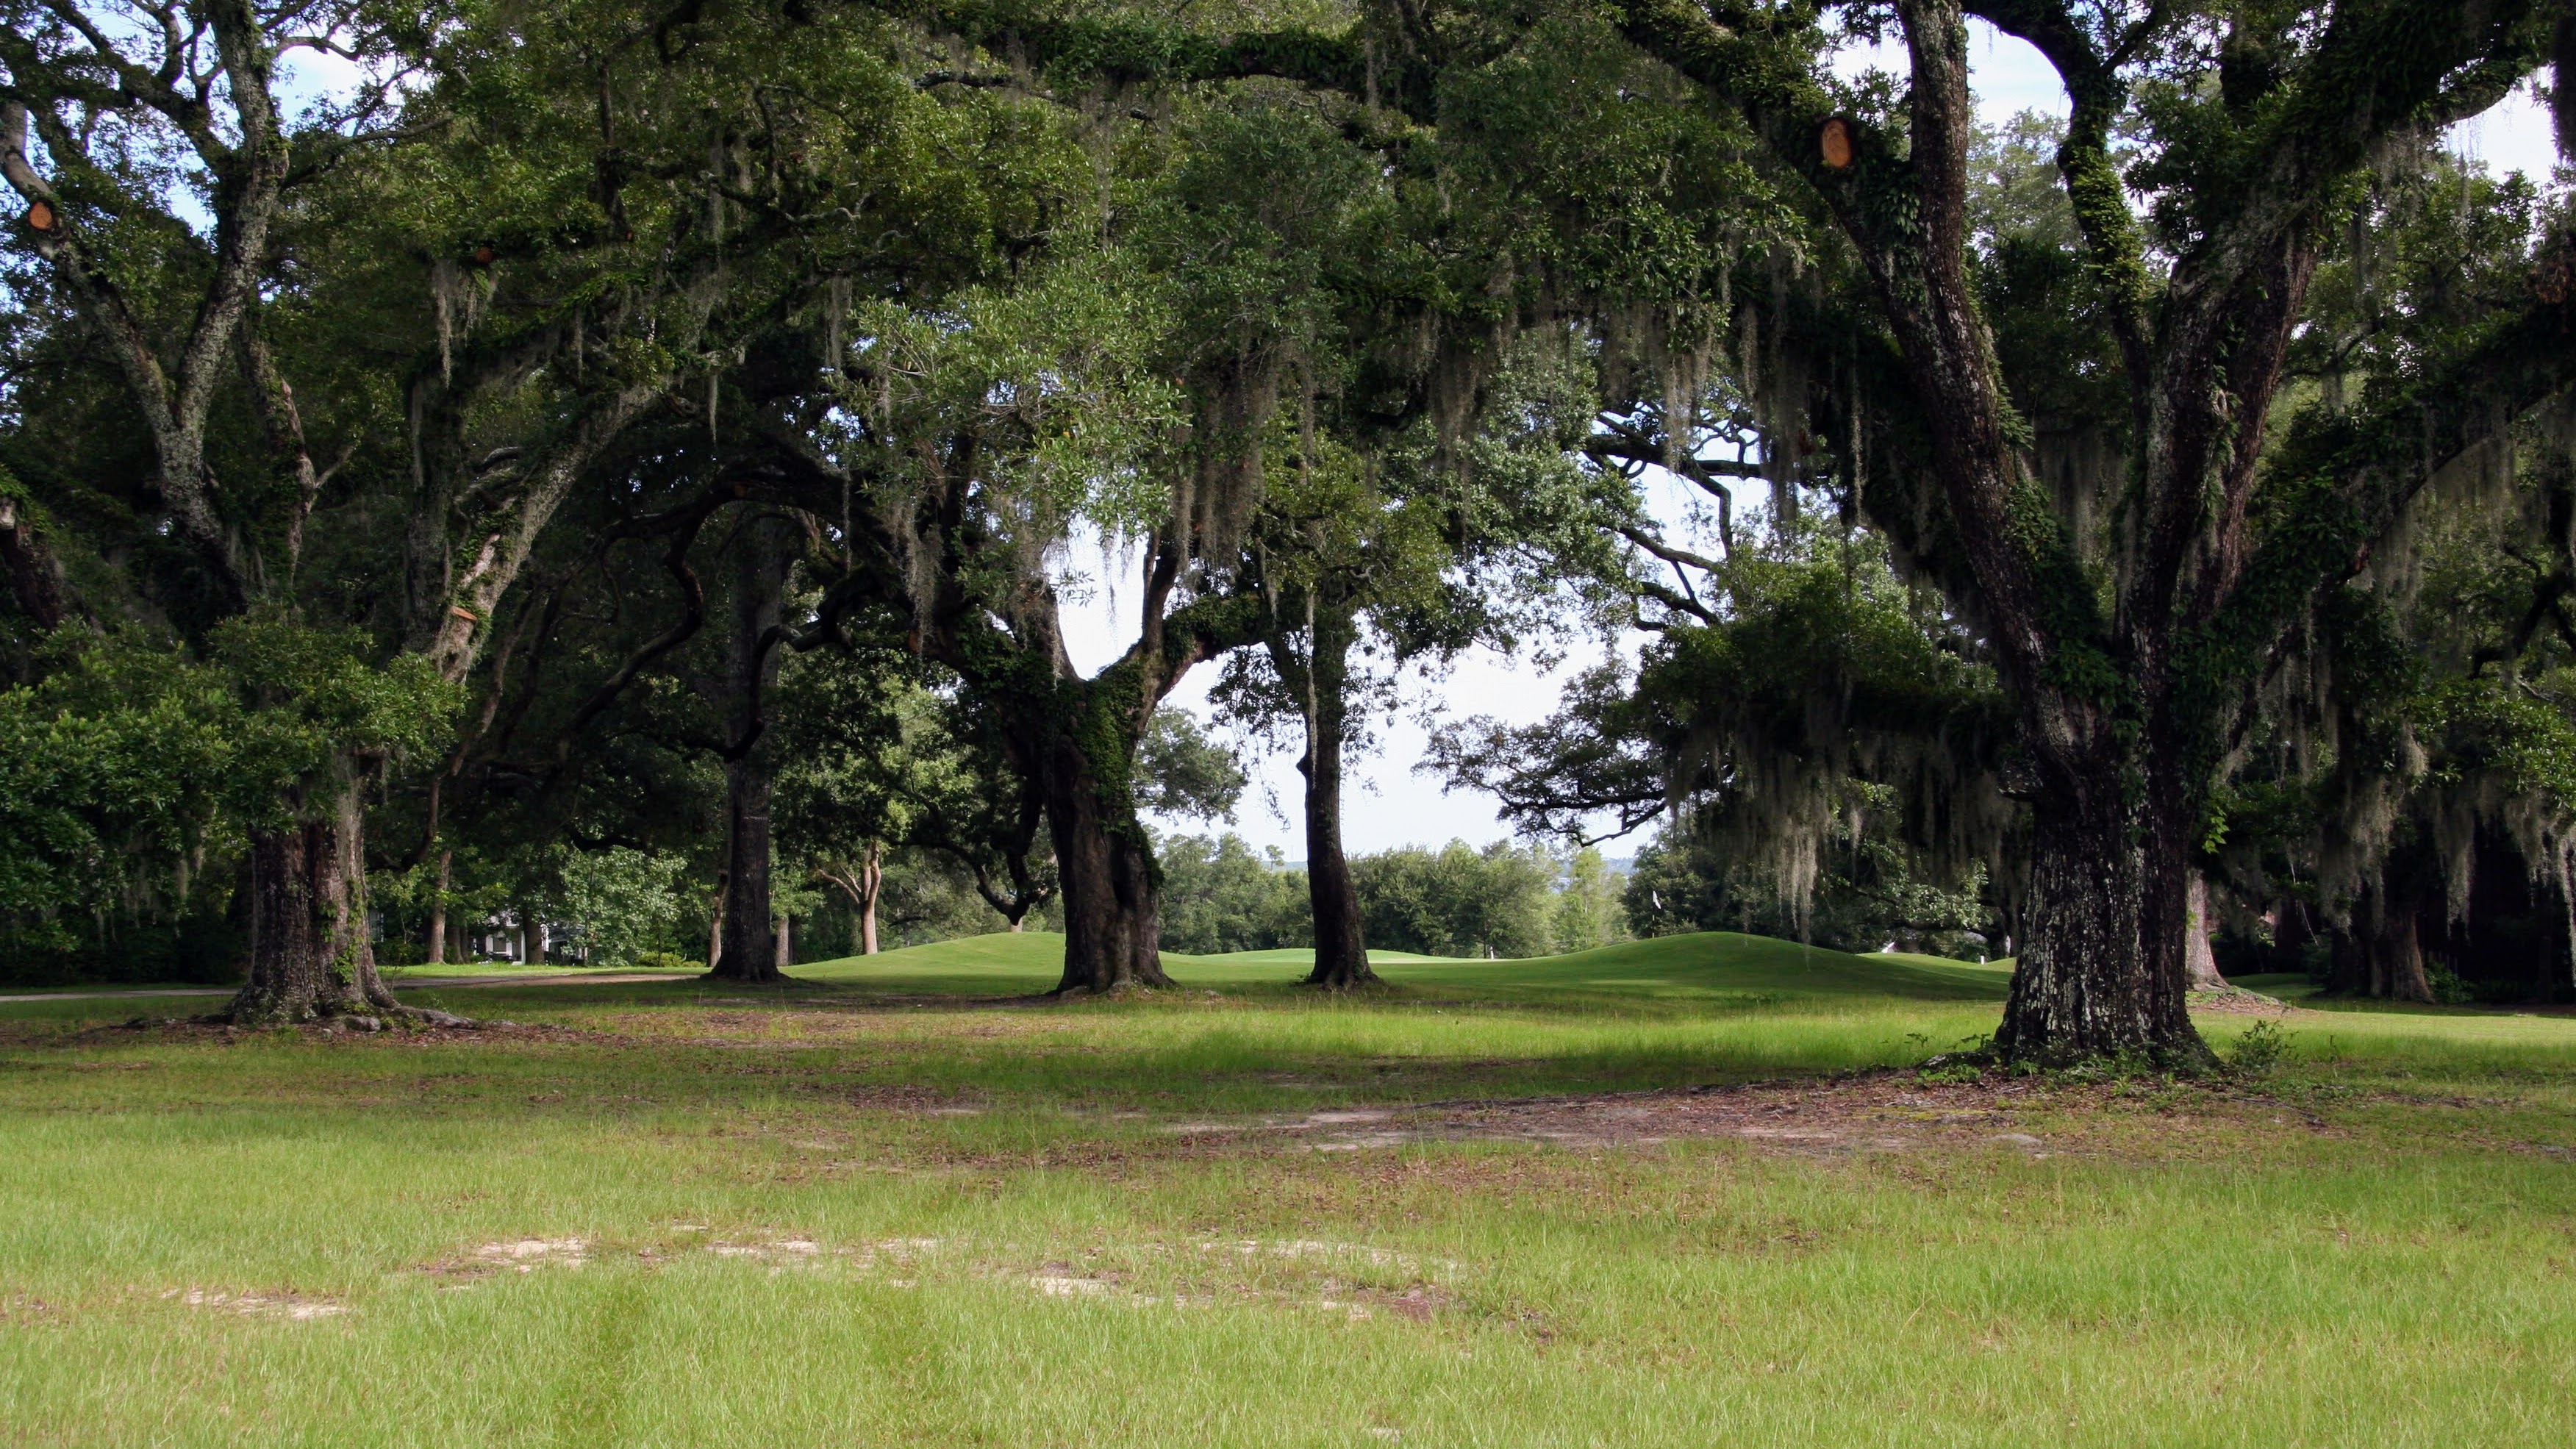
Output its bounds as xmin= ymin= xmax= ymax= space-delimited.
xmin=1155 ymin=834 xmax=1631 ymax=960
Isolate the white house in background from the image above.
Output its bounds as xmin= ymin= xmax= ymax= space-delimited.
xmin=466 ymin=910 xmax=584 ymax=965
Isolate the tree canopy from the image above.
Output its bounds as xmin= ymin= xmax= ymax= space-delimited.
xmin=5 ymin=0 xmax=2574 ymax=1059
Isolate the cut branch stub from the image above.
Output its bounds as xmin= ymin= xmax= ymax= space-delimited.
xmin=24 ymin=199 xmax=54 ymax=232
xmin=1818 ymin=117 xmax=1855 ymax=170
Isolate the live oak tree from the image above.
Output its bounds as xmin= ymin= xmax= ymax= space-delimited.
xmin=1217 ymin=333 xmax=1622 ymax=988
xmin=735 ymin=85 xmax=1420 ymax=995
xmin=2196 ymin=154 xmax=2576 ymax=1004
xmin=909 ymin=0 xmax=2576 ymax=1060
xmin=1437 ymin=513 xmax=2016 ymax=954
xmin=12 ymin=0 xmax=2574 ymax=1048
xmin=1 ymin=0 xmax=1101 ymax=1009
xmin=344 ymin=0 xmax=1076 ymax=987
xmin=750 ymin=250 xmax=1270 ymax=994
xmin=1 ymin=0 xmax=467 ymax=1018
xmin=1598 ymin=0 xmax=2576 ymax=1062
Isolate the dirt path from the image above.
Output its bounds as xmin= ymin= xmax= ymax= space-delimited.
xmin=0 ymin=972 xmax=687 ymax=1005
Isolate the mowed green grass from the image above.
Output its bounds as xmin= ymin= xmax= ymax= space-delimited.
xmin=2 ymin=933 xmax=2572 ymax=1447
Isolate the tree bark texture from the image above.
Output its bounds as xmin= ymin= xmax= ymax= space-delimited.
xmin=709 ymin=515 xmax=795 ymax=983
xmin=1989 ymin=773 xmax=2199 ymax=1062
xmin=1041 ymin=727 xmax=1171 ymax=993
xmin=715 ymin=756 xmax=782 ymax=981
xmin=225 ymin=781 xmax=401 ymax=1023
xmin=2380 ymin=905 xmax=2430 ymax=1003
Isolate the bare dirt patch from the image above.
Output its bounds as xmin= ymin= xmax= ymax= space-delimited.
xmin=417 ymin=1236 xmax=593 ymax=1283
xmin=1007 ymin=1236 xmax=1454 ymax=1320
xmin=167 ymin=1287 xmax=348 ymax=1320
xmin=662 ymin=1231 xmax=945 ymax=1280
xmin=475 ymin=1237 xmax=591 ymax=1272
xmin=1329 ymin=1282 xmax=1451 ymax=1323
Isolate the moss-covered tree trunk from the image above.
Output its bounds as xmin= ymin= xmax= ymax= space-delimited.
xmin=1037 ymin=679 xmax=1173 ymax=995
xmin=226 ymin=779 xmax=404 ymax=1024
xmin=1990 ymin=763 xmax=2198 ymax=1062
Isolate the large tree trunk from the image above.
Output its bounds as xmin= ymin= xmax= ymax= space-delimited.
xmin=1299 ymin=738 xmax=1370 ymax=988
xmin=2325 ymin=867 xmax=2436 ymax=1001
xmin=1042 ymin=736 xmax=1170 ymax=994
xmin=2374 ymin=862 xmax=2433 ymax=1003
xmin=1991 ymin=773 xmax=2200 ymax=1064
xmin=1289 ymin=614 xmax=1372 ymax=989
xmin=2381 ymin=908 xmax=2430 ymax=1003
xmin=707 ymin=513 xmax=793 ymax=984
xmin=225 ymin=779 xmax=402 ymax=1023
xmin=713 ymin=756 xmax=783 ymax=981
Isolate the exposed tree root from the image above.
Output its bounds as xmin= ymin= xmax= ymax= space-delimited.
xmin=210 ymin=995 xmax=479 ymax=1031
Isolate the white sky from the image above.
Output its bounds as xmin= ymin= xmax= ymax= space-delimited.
xmin=1087 ymin=24 xmax=2566 ymax=858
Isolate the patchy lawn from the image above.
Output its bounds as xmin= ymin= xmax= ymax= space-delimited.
xmin=1 ymin=932 xmax=2571 ymax=1446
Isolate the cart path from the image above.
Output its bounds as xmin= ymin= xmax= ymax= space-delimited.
xmin=0 ymin=972 xmax=690 ymax=1004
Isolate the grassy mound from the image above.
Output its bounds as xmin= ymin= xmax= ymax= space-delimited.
xmin=794 ymin=929 xmax=2013 ymax=1006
